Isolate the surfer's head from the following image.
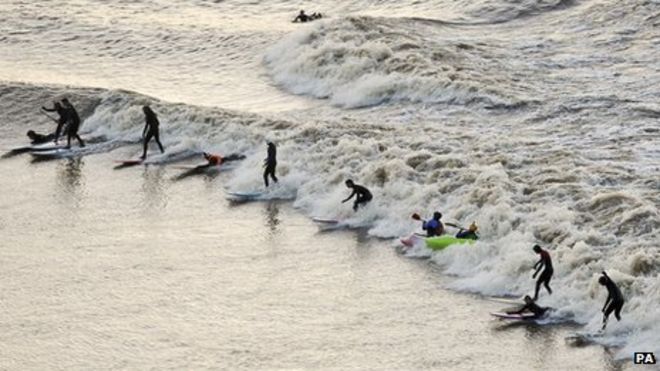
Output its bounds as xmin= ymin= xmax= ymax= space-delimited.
xmin=533 ymin=244 xmax=541 ymax=253
xmin=598 ymin=276 xmax=607 ymax=285
xmin=523 ymin=295 xmax=533 ymax=304
xmin=469 ymin=222 xmax=478 ymax=232
xmin=26 ymin=130 xmax=37 ymax=140
xmin=433 ymin=212 xmax=442 ymax=220
xmin=345 ymin=179 xmax=354 ymax=187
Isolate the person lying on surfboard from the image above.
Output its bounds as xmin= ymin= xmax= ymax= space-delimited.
xmin=455 ymin=222 xmax=478 ymax=240
xmin=26 ymin=130 xmax=57 ymax=145
xmin=411 ymin=212 xmax=444 ymax=237
xmin=532 ymin=244 xmax=553 ymax=301
xmin=599 ymin=271 xmax=624 ymax=330
xmin=342 ymin=179 xmax=372 ymax=211
xmin=506 ymin=295 xmax=548 ymax=319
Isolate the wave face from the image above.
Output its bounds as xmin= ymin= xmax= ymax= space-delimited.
xmin=2 ymin=0 xmax=659 ymax=360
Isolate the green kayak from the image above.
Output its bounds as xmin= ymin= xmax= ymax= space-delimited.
xmin=425 ymin=235 xmax=476 ymax=250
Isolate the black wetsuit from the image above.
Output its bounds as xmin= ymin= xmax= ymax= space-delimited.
xmin=511 ymin=302 xmax=548 ymax=318
xmin=345 ymin=184 xmax=372 ymax=211
xmin=533 ymin=249 xmax=553 ymax=300
xmin=63 ymin=102 xmax=84 ymax=147
xmin=602 ymin=274 xmax=624 ymax=325
xmin=42 ymin=104 xmax=68 ymax=141
xmin=28 ymin=132 xmax=57 ymax=144
xmin=293 ymin=12 xmax=310 ymax=22
xmin=142 ymin=110 xmax=164 ymax=159
xmin=263 ymin=143 xmax=278 ymax=187
xmin=455 ymin=229 xmax=478 ymax=240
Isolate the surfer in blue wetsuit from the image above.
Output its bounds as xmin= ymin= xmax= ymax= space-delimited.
xmin=507 ymin=295 xmax=548 ymax=318
xmin=342 ymin=179 xmax=372 ymax=211
xmin=263 ymin=142 xmax=278 ymax=187
xmin=61 ymin=98 xmax=85 ymax=148
xmin=532 ymin=245 xmax=553 ymax=301
xmin=412 ymin=212 xmax=444 ymax=237
xmin=599 ymin=271 xmax=624 ymax=330
xmin=141 ymin=105 xmax=164 ymax=160
xmin=41 ymin=101 xmax=68 ymax=143
xmin=455 ymin=222 xmax=478 ymax=240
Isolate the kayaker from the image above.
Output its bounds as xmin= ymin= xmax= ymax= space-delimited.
xmin=342 ymin=179 xmax=372 ymax=211
xmin=532 ymin=244 xmax=553 ymax=300
xmin=599 ymin=271 xmax=624 ymax=330
xmin=412 ymin=211 xmax=444 ymax=237
xmin=506 ymin=295 xmax=548 ymax=318
xmin=455 ymin=222 xmax=479 ymax=239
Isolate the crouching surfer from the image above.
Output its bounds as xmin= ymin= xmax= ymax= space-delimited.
xmin=506 ymin=295 xmax=549 ymax=319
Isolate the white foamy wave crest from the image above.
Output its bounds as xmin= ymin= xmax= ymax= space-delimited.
xmin=264 ymin=16 xmax=528 ymax=108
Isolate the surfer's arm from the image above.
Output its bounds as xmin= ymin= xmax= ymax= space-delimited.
xmin=342 ymin=190 xmax=356 ymax=203
xmin=533 ymin=262 xmax=543 ymax=277
xmin=602 ymin=292 xmax=612 ymax=312
xmin=42 ymin=106 xmax=56 ymax=112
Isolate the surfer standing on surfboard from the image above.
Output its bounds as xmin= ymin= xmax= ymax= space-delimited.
xmin=41 ymin=101 xmax=68 ymax=144
xmin=342 ymin=179 xmax=372 ymax=212
xmin=263 ymin=142 xmax=278 ymax=187
xmin=61 ymin=98 xmax=85 ymax=149
xmin=141 ymin=105 xmax=164 ymax=160
xmin=599 ymin=271 xmax=624 ymax=330
xmin=532 ymin=244 xmax=553 ymax=300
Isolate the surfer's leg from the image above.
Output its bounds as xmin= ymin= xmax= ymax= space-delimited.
xmin=142 ymin=132 xmax=153 ymax=159
xmin=154 ymin=131 xmax=164 ymax=153
xmin=614 ymin=300 xmax=623 ymax=321
xmin=263 ymin=167 xmax=270 ymax=187
xmin=270 ymin=164 xmax=278 ymax=183
xmin=76 ymin=134 xmax=85 ymax=147
xmin=543 ymin=270 xmax=553 ymax=294
xmin=533 ymin=278 xmax=542 ymax=301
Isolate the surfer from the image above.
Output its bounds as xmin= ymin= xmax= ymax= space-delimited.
xmin=455 ymin=222 xmax=479 ymax=239
xmin=26 ymin=130 xmax=56 ymax=145
xmin=141 ymin=105 xmax=164 ymax=160
xmin=599 ymin=271 xmax=624 ymax=330
xmin=61 ymin=98 xmax=85 ymax=148
xmin=203 ymin=152 xmax=223 ymax=167
xmin=293 ymin=10 xmax=311 ymax=23
xmin=41 ymin=101 xmax=68 ymax=143
xmin=263 ymin=142 xmax=278 ymax=187
xmin=532 ymin=244 xmax=553 ymax=300
xmin=411 ymin=212 xmax=444 ymax=237
xmin=507 ymin=295 xmax=548 ymax=318
xmin=342 ymin=179 xmax=372 ymax=211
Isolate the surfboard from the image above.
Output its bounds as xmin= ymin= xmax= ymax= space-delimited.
xmin=312 ymin=217 xmax=341 ymax=224
xmin=225 ymin=191 xmax=264 ymax=201
xmin=30 ymin=148 xmax=75 ymax=159
xmin=115 ymin=159 xmax=144 ymax=166
xmin=490 ymin=312 xmax=538 ymax=320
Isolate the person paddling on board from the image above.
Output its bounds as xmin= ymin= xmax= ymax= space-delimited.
xmin=507 ymin=295 xmax=548 ymax=319
xmin=532 ymin=244 xmax=553 ymax=300
xmin=61 ymin=98 xmax=85 ymax=148
xmin=26 ymin=130 xmax=57 ymax=145
xmin=412 ymin=212 xmax=444 ymax=237
xmin=263 ymin=142 xmax=278 ymax=187
xmin=293 ymin=10 xmax=311 ymax=23
xmin=41 ymin=101 xmax=68 ymax=144
xmin=599 ymin=271 xmax=624 ymax=330
xmin=141 ymin=105 xmax=164 ymax=160
xmin=203 ymin=152 xmax=223 ymax=167
xmin=455 ymin=222 xmax=479 ymax=240
xmin=342 ymin=179 xmax=372 ymax=212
